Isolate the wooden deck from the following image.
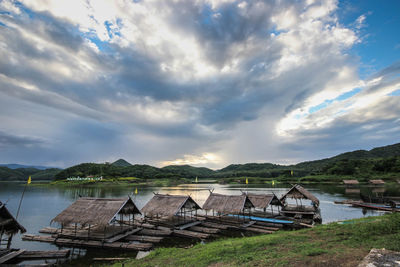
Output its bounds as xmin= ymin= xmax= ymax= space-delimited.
xmin=22 ymin=234 xmax=153 ymax=251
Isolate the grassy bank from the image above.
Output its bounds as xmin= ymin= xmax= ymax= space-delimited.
xmin=115 ymin=213 xmax=400 ymax=267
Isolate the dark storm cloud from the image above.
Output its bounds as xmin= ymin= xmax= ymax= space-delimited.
xmin=1 ymin=0 xmax=398 ymax=168
xmin=0 ymin=130 xmax=44 ymax=147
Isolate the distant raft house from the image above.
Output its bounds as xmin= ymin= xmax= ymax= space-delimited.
xmin=141 ymin=194 xmax=202 ymax=221
xmin=369 ymin=179 xmax=385 ymax=185
xmin=202 ymin=193 xmax=255 ymax=217
xmin=0 ymin=201 xmax=26 ymax=249
xmin=66 ymin=176 xmax=103 ymax=181
xmin=343 ymin=179 xmax=359 ymax=186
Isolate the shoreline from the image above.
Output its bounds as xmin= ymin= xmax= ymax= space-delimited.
xmin=110 ymin=213 xmax=400 ymax=267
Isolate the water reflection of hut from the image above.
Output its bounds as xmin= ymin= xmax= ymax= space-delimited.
xmin=202 ymin=193 xmax=254 ymax=217
xmin=245 ymin=193 xmax=283 ymax=215
xmin=141 ymin=194 xmax=201 ymax=221
xmin=343 ymin=180 xmax=359 ymax=186
xmin=51 ymin=197 xmax=141 ymax=239
xmin=279 ymin=185 xmax=321 ymax=224
xmin=0 ymin=201 xmax=26 ymax=249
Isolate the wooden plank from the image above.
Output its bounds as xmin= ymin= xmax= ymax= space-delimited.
xmin=178 ymin=221 xmax=202 ymax=230
xmin=189 ymin=226 xmax=220 ymax=234
xmin=105 ymin=228 xmax=141 ymax=243
xmin=17 ymin=249 xmax=70 ymax=260
xmin=124 ymin=235 xmax=164 ymax=243
xmin=138 ymin=228 xmax=172 ymax=237
xmin=173 ymin=229 xmax=210 ymax=239
xmin=241 ymin=221 xmax=256 ymax=228
xmin=201 ymin=222 xmax=229 ymax=230
xmin=0 ymin=249 xmax=26 ymax=264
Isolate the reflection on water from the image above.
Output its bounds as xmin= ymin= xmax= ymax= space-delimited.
xmin=0 ymin=181 xmax=399 ymax=263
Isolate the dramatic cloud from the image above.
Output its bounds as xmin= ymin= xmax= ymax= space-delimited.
xmin=0 ymin=0 xmax=399 ymax=168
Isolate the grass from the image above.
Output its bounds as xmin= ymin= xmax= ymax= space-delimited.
xmin=113 ymin=213 xmax=400 ymax=267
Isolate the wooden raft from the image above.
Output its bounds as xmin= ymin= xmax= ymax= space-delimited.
xmin=22 ymin=234 xmax=153 ymax=251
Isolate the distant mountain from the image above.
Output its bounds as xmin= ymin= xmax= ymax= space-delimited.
xmin=0 ymin=166 xmax=62 ymax=181
xmin=112 ymin=159 xmax=132 ymax=167
xmin=0 ymin=163 xmax=56 ymax=170
xmin=2 ymin=142 xmax=400 ymax=181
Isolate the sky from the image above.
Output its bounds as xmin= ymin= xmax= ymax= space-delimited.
xmin=0 ymin=0 xmax=399 ymax=169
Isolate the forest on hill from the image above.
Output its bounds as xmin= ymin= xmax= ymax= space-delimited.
xmin=1 ymin=143 xmax=400 ymax=181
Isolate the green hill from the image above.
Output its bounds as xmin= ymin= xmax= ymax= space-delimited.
xmin=0 ymin=166 xmax=62 ymax=181
xmin=3 ymin=142 xmax=400 ymax=181
xmin=112 ymin=159 xmax=132 ymax=167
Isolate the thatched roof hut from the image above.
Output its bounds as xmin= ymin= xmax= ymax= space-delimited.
xmin=280 ymin=185 xmax=319 ymax=206
xmin=245 ymin=193 xmax=283 ymax=210
xmin=52 ymin=197 xmax=141 ymax=226
xmin=202 ymin=193 xmax=254 ymax=214
xmin=343 ymin=179 xmax=359 ymax=185
xmin=0 ymin=201 xmax=26 ymax=236
xmin=369 ymin=179 xmax=385 ymax=185
xmin=141 ymin=194 xmax=201 ymax=218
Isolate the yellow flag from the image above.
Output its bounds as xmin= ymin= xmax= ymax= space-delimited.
xmin=272 ymin=180 xmax=275 ymax=186
xmin=245 ymin=178 xmax=248 ymax=184
xmin=291 ymin=170 xmax=294 ymax=176
xmin=27 ymin=176 xmax=31 ymax=184
xmin=135 ymin=188 xmax=138 ymax=195
xmin=195 ymin=176 xmax=198 ymax=183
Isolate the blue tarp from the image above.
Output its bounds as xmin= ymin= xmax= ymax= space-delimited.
xmin=228 ymin=214 xmax=293 ymax=224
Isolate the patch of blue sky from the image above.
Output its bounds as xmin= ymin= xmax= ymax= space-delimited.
xmin=83 ymin=32 xmax=113 ymax=53
xmin=337 ymin=0 xmax=400 ymax=79
xmin=308 ymin=88 xmax=362 ymax=114
xmin=104 ymin=20 xmax=121 ymax=39
xmin=200 ymin=4 xmax=214 ymax=26
xmin=268 ymin=26 xmax=287 ymax=37
xmin=388 ymin=89 xmax=400 ymax=96
xmin=13 ymin=1 xmax=35 ymax=19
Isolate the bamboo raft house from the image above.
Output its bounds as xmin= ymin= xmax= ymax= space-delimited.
xmin=140 ymin=194 xmax=218 ymax=239
xmin=22 ymin=197 xmax=154 ymax=251
xmin=0 ymin=201 xmax=26 ymax=249
xmin=1 ymin=201 xmax=70 ymax=265
xmin=141 ymin=194 xmax=202 ymax=224
xmin=245 ymin=193 xmax=283 ymax=216
xmin=279 ymin=185 xmax=321 ymax=224
xmin=202 ymin=192 xmax=255 ymax=218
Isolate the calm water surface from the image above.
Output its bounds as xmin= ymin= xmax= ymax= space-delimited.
xmin=0 ymin=182 xmax=399 ymax=264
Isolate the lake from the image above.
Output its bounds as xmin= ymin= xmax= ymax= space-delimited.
xmin=1 ymin=181 xmax=399 ymax=264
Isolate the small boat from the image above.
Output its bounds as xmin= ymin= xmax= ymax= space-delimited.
xmin=351 ymin=202 xmax=400 ymax=212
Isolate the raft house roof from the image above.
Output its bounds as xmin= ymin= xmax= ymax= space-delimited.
xmin=280 ymin=184 xmax=319 ymax=206
xmin=245 ymin=193 xmax=283 ymax=209
xmin=51 ymin=197 xmax=141 ymax=226
xmin=369 ymin=179 xmax=385 ymax=185
xmin=140 ymin=194 xmax=201 ymax=217
xmin=0 ymin=201 xmax=26 ymax=235
xmin=343 ymin=179 xmax=359 ymax=185
xmin=202 ymin=193 xmax=255 ymax=214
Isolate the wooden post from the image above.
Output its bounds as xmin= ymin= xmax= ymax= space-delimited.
xmin=88 ymin=224 xmax=91 ymax=240
xmin=6 ymin=235 xmax=12 ymax=249
xmin=74 ymin=223 xmax=77 ymax=238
